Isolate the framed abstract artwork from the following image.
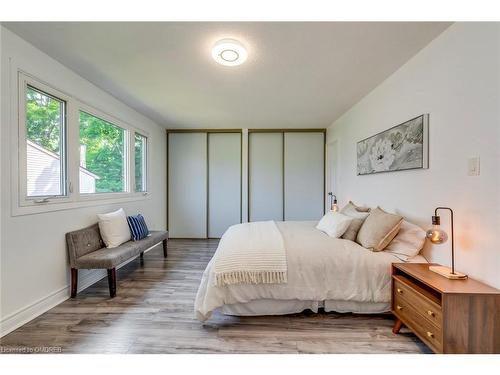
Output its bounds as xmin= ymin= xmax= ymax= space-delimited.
xmin=357 ymin=114 xmax=429 ymax=175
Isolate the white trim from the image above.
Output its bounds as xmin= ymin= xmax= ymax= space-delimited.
xmin=0 ymin=285 xmax=68 ymax=338
xmin=0 ymin=268 xmax=105 ymax=337
xmin=17 ymin=72 xmax=72 ymax=205
xmin=134 ymin=132 xmax=149 ymax=193
xmin=0 ymin=242 xmax=161 ymax=337
xmin=325 ymin=139 xmax=339 ymax=210
xmin=11 ymin=193 xmax=151 ymax=216
xmin=10 ymin=65 xmax=151 ymax=217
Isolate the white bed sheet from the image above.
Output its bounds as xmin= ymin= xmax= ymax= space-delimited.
xmin=195 ymin=221 xmax=427 ymax=321
xmin=221 ymin=255 xmax=426 ymax=316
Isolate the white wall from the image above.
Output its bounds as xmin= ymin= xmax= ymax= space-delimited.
xmin=0 ymin=27 xmax=167 ymax=336
xmin=327 ymin=23 xmax=500 ymax=288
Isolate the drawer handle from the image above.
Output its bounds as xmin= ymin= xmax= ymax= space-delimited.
xmin=427 ymin=310 xmax=435 ymax=317
xmin=396 ymin=305 xmax=403 ymax=311
xmin=427 ymin=331 xmax=434 ymax=338
xmin=397 ymin=288 xmax=403 ymax=294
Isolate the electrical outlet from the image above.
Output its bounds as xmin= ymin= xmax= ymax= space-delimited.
xmin=467 ymin=157 xmax=480 ymax=176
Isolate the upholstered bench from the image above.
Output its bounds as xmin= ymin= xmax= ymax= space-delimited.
xmin=66 ymin=224 xmax=168 ymax=298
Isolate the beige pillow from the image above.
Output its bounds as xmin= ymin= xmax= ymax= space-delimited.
xmin=341 ymin=218 xmax=364 ymax=241
xmin=342 ymin=201 xmax=371 ymax=213
xmin=356 ymin=207 xmax=403 ymax=251
xmin=340 ymin=202 xmax=371 ymax=241
xmin=384 ymin=220 xmax=426 ymax=260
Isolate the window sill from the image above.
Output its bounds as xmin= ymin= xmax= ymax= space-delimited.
xmin=12 ymin=193 xmax=151 ymax=217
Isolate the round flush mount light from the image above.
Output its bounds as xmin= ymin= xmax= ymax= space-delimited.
xmin=212 ymin=38 xmax=248 ymax=66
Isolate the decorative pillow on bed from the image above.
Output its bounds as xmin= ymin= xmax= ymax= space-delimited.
xmin=343 ymin=201 xmax=371 ymax=213
xmin=356 ymin=207 xmax=403 ymax=251
xmin=340 ymin=202 xmax=371 ymax=241
xmin=316 ymin=211 xmax=353 ymax=238
xmin=384 ymin=220 xmax=426 ymax=260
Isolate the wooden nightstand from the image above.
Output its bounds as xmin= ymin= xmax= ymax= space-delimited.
xmin=391 ymin=263 xmax=500 ymax=353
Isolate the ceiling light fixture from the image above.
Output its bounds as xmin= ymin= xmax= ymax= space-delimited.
xmin=212 ymin=38 xmax=247 ymax=66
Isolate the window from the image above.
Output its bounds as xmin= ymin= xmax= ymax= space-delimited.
xmin=25 ymin=85 xmax=67 ymax=197
xmin=16 ymin=72 xmax=150 ymax=215
xmin=134 ymin=133 xmax=148 ymax=192
xmin=79 ymin=111 xmax=127 ymax=194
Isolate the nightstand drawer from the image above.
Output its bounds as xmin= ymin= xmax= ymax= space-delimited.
xmin=393 ymin=294 xmax=443 ymax=353
xmin=393 ymin=276 xmax=442 ymax=328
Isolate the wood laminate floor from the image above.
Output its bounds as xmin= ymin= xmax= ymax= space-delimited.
xmin=0 ymin=239 xmax=431 ymax=354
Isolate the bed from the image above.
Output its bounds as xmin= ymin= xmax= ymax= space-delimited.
xmin=195 ymin=220 xmax=427 ymax=321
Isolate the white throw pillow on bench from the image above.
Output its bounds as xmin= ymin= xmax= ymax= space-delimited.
xmin=97 ymin=208 xmax=131 ymax=248
xmin=316 ymin=211 xmax=353 ymax=238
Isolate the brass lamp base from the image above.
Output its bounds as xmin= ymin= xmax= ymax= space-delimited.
xmin=429 ymin=265 xmax=468 ymax=280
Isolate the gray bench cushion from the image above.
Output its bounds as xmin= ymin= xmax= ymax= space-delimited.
xmin=67 ymin=225 xmax=168 ymax=269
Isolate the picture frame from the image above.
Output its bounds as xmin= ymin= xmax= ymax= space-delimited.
xmin=356 ymin=114 xmax=429 ymax=175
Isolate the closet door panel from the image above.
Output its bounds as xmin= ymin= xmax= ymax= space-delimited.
xmin=248 ymin=132 xmax=283 ymax=221
xmin=208 ymin=133 xmax=241 ymax=238
xmin=284 ymin=132 xmax=324 ymax=220
xmin=168 ymin=133 xmax=207 ymax=238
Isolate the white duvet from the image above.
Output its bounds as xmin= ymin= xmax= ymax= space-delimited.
xmin=195 ymin=221 xmax=425 ymax=321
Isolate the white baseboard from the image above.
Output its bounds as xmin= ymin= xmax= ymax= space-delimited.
xmin=0 ymin=244 xmax=160 ymax=338
xmin=0 ymin=285 xmax=68 ymax=339
xmin=0 ymin=269 xmax=106 ymax=337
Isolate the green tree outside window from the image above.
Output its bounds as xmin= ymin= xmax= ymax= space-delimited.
xmin=79 ymin=111 xmax=125 ymax=193
xmin=26 ymin=86 xmax=63 ymax=154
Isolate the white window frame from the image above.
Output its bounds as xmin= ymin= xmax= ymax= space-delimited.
xmin=12 ymin=70 xmax=151 ymax=217
xmin=77 ymin=104 xmax=131 ymax=200
xmin=134 ymin=132 xmax=148 ymax=193
xmin=17 ymin=73 xmax=73 ymax=207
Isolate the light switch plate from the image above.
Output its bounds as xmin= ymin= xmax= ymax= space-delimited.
xmin=468 ymin=157 xmax=480 ymax=176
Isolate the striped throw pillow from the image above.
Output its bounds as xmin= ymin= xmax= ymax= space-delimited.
xmin=127 ymin=214 xmax=150 ymax=241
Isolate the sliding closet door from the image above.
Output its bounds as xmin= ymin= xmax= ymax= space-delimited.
xmin=168 ymin=133 xmax=207 ymax=238
xmin=248 ymin=132 xmax=283 ymax=221
xmin=284 ymin=132 xmax=324 ymax=220
xmin=208 ymin=133 xmax=241 ymax=238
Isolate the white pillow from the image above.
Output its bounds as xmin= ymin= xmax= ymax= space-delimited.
xmin=97 ymin=208 xmax=131 ymax=248
xmin=316 ymin=211 xmax=353 ymax=238
xmin=384 ymin=220 xmax=426 ymax=260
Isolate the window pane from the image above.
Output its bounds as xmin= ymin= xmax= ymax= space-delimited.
xmin=79 ymin=111 xmax=126 ymax=193
xmin=26 ymin=86 xmax=66 ymax=197
xmin=134 ymin=133 xmax=147 ymax=192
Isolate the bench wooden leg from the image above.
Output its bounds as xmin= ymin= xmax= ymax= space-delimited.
xmin=70 ymin=268 xmax=78 ymax=298
xmin=392 ymin=318 xmax=403 ymax=334
xmin=107 ymin=268 xmax=117 ymax=298
xmin=162 ymin=239 xmax=168 ymax=258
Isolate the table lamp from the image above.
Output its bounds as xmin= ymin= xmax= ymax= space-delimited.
xmin=425 ymin=207 xmax=467 ymax=279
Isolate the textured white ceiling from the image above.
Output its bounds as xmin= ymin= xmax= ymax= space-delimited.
xmin=4 ymin=22 xmax=450 ymax=129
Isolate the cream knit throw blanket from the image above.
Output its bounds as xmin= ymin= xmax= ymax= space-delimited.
xmin=212 ymin=221 xmax=287 ymax=287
